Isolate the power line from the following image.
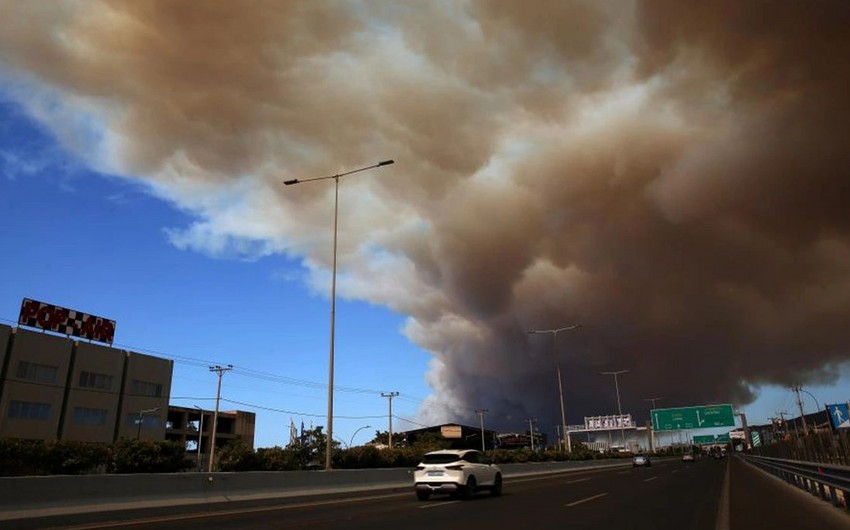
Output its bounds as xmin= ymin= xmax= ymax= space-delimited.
xmin=218 ymin=398 xmax=387 ymax=420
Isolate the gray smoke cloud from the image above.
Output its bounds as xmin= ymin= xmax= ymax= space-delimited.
xmin=1 ymin=0 xmax=849 ymax=429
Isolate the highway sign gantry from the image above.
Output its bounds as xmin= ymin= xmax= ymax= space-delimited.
xmin=693 ymin=433 xmax=731 ymax=445
xmin=651 ymin=404 xmax=736 ymax=432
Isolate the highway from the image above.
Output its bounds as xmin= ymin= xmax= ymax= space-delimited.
xmin=53 ymin=457 xmax=850 ymax=530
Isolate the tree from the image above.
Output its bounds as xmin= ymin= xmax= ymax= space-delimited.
xmin=371 ymin=430 xmax=408 ymax=447
xmin=410 ymin=431 xmax=450 ymax=453
xmin=216 ymin=439 xmax=262 ymax=471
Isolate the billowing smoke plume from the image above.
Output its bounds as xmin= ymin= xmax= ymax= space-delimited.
xmin=2 ymin=0 xmax=849 ymax=429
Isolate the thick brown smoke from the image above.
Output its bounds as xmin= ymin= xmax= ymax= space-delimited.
xmin=1 ymin=0 xmax=849 ymax=429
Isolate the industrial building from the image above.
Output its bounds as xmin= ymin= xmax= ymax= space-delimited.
xmin=0 ymin=322 xmax=255 ymax=450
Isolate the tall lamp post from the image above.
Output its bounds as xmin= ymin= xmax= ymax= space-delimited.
xmin=528 ymin=325 xmax=582 ymax=452
xmin=600 ymin=370 xmax=629 ymax=450
xmin=284 ymin=159 xmax=395 ymax=470
xmin=194 ymin=405 xmax=205 ymax=471
xmin=349 ymin=425 xmax=372 ymax=448
xmin=136 ymin=407 xmax=160 ymax=439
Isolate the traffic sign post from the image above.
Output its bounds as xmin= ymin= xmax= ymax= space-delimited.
xmin=827 ymin=403 xmax=850 ymax=431
xmin=651 ymin=404 xmax=735 ymax=432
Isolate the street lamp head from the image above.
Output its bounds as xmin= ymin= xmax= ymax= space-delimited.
xmin=283 ymin=179 xmax=299 ymax=185
xmin=377 ymin=159 xmax=395 ymax=166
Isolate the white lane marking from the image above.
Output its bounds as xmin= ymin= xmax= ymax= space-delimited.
xmin=420 ymin=501 xmax=460 ymax=509
xmin=644 ymin=476 xmax=658 ymax=482
xmin=672 ymin=469 xmax=679 ymax=474
xmin=64 ymin=492 xmax=411 ymax=529
xmin=716 ymin=459 xmax=730 ymax=530
xmin=565 ymin=478 xmax=591 ymax=484
xmin=566 ymin=493 xmax=608 ymax=507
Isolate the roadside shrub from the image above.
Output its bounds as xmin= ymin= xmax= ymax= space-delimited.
xmin=257 ymin=446 xmax=302 ymax=471
xmin=0 ymin=439 xmax=49 ymax=476
xmin=108 ymin=438 xmax=193 ymax=474
xmin=44 ymin=440 xmax=109 ymax=475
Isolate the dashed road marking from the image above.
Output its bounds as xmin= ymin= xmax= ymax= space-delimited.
xmin=419 ymin=501 xmax=460 ymax=509
xmin=566 ymin=493 xmax=608 ymax=507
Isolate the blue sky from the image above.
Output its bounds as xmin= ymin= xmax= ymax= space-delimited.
xmin=2 ymin=2 xmax=849 ymax=451
xmin=0 ymin=99 xmax=434 ymax=448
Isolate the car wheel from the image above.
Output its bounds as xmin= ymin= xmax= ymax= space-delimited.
xmin=416 ymin=490 xmax=430 ymax=501
xmin=462 ymin=476 xmax=477 ymax=500
xmin=490 ymin=474 xmax=502 ymax=496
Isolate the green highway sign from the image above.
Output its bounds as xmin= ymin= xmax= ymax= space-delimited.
xmin=693 ymin=433 xmax=731 ymax=445
xmin=651 ymin=404 xmax=736 ymax=432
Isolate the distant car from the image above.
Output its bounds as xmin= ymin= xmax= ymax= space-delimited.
xmin=632 ymin=455 xmax=651 ymax=467
xmin=413 ymin=449 xmax=503 ymax=501
xmin=682 ymin=453 xmax=695 ymax=463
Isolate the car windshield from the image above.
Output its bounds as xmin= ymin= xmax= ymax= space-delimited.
xmin=422 ymin=453 xmax=462 ymax=464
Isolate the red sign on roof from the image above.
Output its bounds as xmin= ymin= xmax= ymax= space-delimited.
xmin=18 ymin=298 xmax=116 ymax=345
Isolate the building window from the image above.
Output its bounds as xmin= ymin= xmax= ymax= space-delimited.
xmin=15 ymin=361 xmax=58 ymax=384
xmin=79 ymin=371 xmax=113 ymax=391
xmin=131 ymin=379 xmax=163 ymax=398
xmin=9 ymin=400 xmax=51 ymax=420
xmin=73 ymin=407 xmax=108 ymax=426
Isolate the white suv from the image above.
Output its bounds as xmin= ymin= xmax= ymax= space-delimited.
xmin=413 ymin=449 xmax=503 ymax=501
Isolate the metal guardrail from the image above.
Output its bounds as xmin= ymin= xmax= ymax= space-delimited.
xmin=741 ymin=454 xmax=850 ymax=512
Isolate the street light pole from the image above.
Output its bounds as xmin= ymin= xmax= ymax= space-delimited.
xmin=194 ymin=405 xmax=204 ymax=471
xmin=349 ymin=425 xmax=372 ymax=448
xmin=476 ymin=409 xmax=488 ymax=452
xmin=528 ymin=325 xmax=581 ymax=453
xmin=136 ymin=407 xmax=160 ymax=439
xmin=284 ymin=160 xmax=395 ymax=470
xmin=600 ymin=370 xmax=629 ymax=450
xmin=526 ymin=419 xmax=536 ymax=451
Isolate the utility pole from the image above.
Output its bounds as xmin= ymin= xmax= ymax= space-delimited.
xmin=526 ymin=419 xmax=536 ymax=451
xmin=776 ymin=411 xmax=792 ymax=440
xmin=381 ymin=391 xmax=399 ymax=449
xmin=769 ymin=417 xmax=779 ymax=441
xmin=475 ymin=409 xmax=488 ymax=452
xmin=208 ymin=364 xmax=232 ymax=472
xmin=791 ymin=385 xmax=809 ymax=434
xmin=555 ymin=425 xmax=562 ymax=452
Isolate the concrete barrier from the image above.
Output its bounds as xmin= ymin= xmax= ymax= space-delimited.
xmin=0 ymin=457 xmax=633 ymax=525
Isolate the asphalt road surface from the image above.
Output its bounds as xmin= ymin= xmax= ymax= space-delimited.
xmin=54 ymin=457 xmax=850 ymax=530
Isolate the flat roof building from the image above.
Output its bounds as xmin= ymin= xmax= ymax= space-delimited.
xmin=0 ymin=324 xmax=171 ymax=443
